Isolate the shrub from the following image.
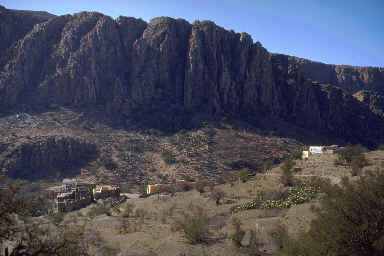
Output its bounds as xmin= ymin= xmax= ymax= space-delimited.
xmin=194 ymin=181 xmax=206 ymax=194
xmin=278 ymin=170 xmax=384 ymax=256
xmin=290 ymin=150 xmax=302 ymax=160
xmin=247 ymin=230 xmax=263 ymax=256
xmin=135 ymin=208 xmax=147 ymax=223
xmin=263 ymin=160 xmax=273 ymax=172
xmin=48 ymin=211 xmax=65 ymax=226
xmin=172 ymin=205 xmax=209 ymax=244
xmin=239 ymin=168 xmax=250 ymax=183
xmin=168 ymin=185 xmax=176 ymax=196
xmin=179 ymin=183 xmax=193 ymax=192
xmin=336 ymin=145 xmax=368 ymax=176
xmin=100 ymin=156 xmax=118 ymax=170
xmin=229 ymin=217 xmax=245 ymax=247
xmin=87 ymin=202 xmax=110 ymax=218
xmin=161 ymin=150 xmax=177 ymax=164
xmin=281 ymin=159 xmax=295 ymax=187
xmin=121 ymin=202 xmax=135 ymax=218
xmin=350 ymin=154 xmax=367 ymax=176
xmin=210 ymin=188 xmax=226 ymax=205
xmin=269 ymin=222 xmax=289 ymax=249
xmin=337 ymin=145 xmax=367 ymax=165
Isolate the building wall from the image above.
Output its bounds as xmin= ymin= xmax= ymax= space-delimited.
xmin=57 ymin=197 xmax=93 ymax=212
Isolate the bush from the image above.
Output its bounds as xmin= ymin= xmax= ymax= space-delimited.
xmin=135 ymin=208 xmax=147 ymax=223
xmin=269 ymin=222 xmax=289 ymax=249
xmin=247 ymin=230 xmax=263 ymax=256
xmin=350 ymin=154 xmax=368 ymax=176
xmin=337 ymin=145 xmax=367 ymax=165
xmin=229 ymin=217 xmax=245 ymax=247
xmin=194 ymin=181 xmax=206 ymax=194
xmin=263 ymin=160 xmax=273 ymax=172
xmin=121 ymin=202 xmax=135 ymax=218
xmin=278 ymin=170 xmax=384 ymax=256
xmin=172 ymin=205 xmax=209 ymax=244
xmin=178 ymin=183 xmax=193 ymax=192
xmin=290 ymin=150 xmax=302 ymax=160
xmin=161 ymin=150 xmax=177 ymax=165
xmin=281 ymin=159 xmax=295 ymax=187
xmin=87 ymin=202 xmax=110 ymax=218
xmin=0 ymin=177 xmax=90 ymax=256
xmin=210 ymin=188 xmax=226 ymax=205
xmin=100 ymin=156 xmax=118 ymax=170
xmin=48 ymin=212 xmax=65 ymax=226
xmin=239 ymin=168 xmax=250 ymax=183
xmin=336 ymin=145 xmax=368 ymax=176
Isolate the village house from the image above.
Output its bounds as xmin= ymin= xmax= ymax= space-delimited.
xmin=47 ymin=179 xmax=120 ymax=212
xmin=302 ymin=145 xmax=339 ymax=159
xmin=146 ymin=180 xmax=196 ymax=195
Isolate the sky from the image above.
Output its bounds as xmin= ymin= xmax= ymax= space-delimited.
xmin=1 ymin=0 xmax=383 ymax=67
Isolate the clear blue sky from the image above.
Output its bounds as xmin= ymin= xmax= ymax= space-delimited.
xmin=1 ymin=0 xmax=383 ymax=67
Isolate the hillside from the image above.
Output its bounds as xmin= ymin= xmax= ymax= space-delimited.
xmin=0 ymin=107 xmax=305 ymax=189
xmin=14 ymin=149 xmax=383 ymax=256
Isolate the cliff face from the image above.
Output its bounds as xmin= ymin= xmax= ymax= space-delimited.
xmin=0 ymin=5 xmax=55 ymax=66
xmin=0 ymin=6 xmax=383 ymax=146
xmin=273 ymin=54 xmax=384 ymax=94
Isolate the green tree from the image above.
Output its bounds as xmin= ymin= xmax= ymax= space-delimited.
xmin=278 ymin=170 xmax=384 ymax=256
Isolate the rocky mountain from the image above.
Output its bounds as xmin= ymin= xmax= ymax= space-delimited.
xmin=0 ymin=5 xmax=383 ymax=148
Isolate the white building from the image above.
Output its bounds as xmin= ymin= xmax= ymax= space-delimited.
xmin=309 ymin=146 xmax=324 ymax=154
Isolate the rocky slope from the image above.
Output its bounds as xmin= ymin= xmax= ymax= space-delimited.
xmin=0 ymin=135 xmax=98 ymax=180
xmin=0 ymin=6 xmax=383 ymax=147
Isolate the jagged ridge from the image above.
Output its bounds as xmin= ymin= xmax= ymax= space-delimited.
xmin=0 ymin=6 xmax=383 ymax=147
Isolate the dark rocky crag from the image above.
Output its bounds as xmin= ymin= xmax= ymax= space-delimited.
xmin=0 ymin=6 xmax=383 ymax=147
xmin=0 ymin=136 xmax=98 ymax=180
xmin=273 ymin=54 xmax=384 ymax=95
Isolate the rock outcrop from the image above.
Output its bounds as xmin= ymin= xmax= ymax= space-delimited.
xmin=0 ymin=136 xmax=98 ymax=180
xmin=0 ymin=6 xmax=383 ymax=147
xmin=273 ymin=54 xmax=384 ymax=94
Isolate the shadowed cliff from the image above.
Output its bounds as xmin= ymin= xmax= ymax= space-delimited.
xmin=0 ymin=6 xmax=383 ymax=147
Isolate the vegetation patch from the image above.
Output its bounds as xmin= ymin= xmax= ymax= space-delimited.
xmin=231 ymin=185 xmax=319 ymax=213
